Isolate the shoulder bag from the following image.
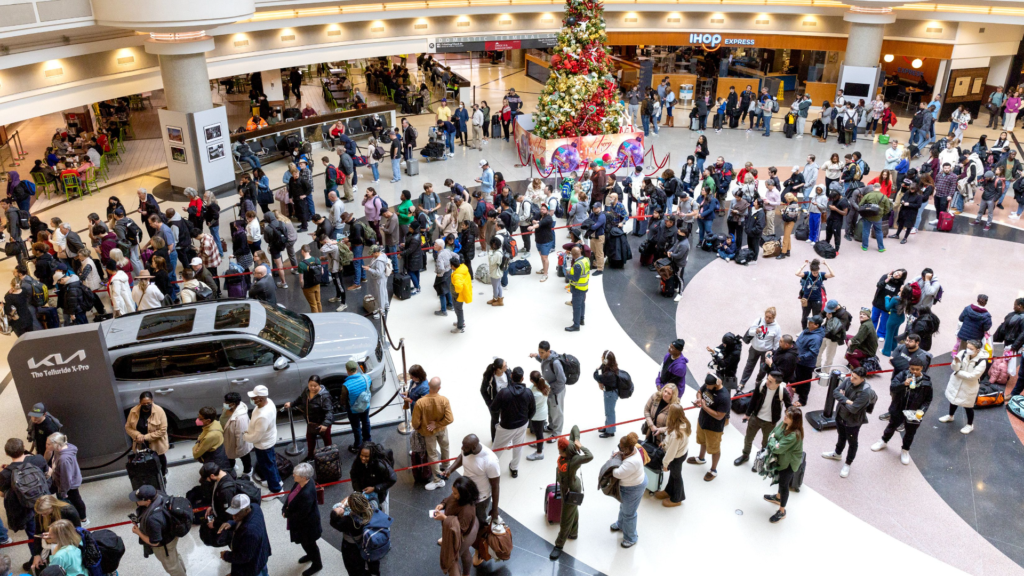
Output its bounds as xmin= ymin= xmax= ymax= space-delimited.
xmin=557 ymin=462 xmax=585 ymax=506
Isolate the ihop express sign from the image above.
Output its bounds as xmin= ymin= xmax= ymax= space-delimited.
xmin=690 ymin=33 xmax=755 ymax=49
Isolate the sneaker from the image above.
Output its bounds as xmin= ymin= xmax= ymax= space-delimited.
xmin=928 ymin=219 xmax=939 ymax=225
xmin=900 ymin=450 xmax=911 ymax=465
xmin=686 ymin=456 xmax=706 ymax=465
xmin=984 ymin=225 xmax=991 ymax=231
xmin=769 ymin=510 xmax=787 ymax=523
xmin=526 ymin=452 xmax=545 ymax=461
xmin=673 ymin=294 xmax=682 ymax=302
xmin=425 ymin=479 xmax=445 ymax=491
xmin=870 ymin=440 xmax=887 ymax=452
xmin=897 ymin=424 xmax=905 ymax=432
xmin=276 ymin=281 xmax=286 ymax=288
xmin=821 ymin=451 xmax=842 ymax=461
xmin=862 ymin=247 xmax=868 ymax=251
xmin=451 ymin=327 xmax=464 ymax=333
xmin=336 ymin=304 xmax=348 ymax=311
xmin=970 ymin=220 xmax=977 ymax=226
xmin=80 ymin=518 xmax=91 ymax=527
xmin=746 ymin=129 xmax=751 ymax=133
xmin=0 ymin=537 xmax=10 ymax=545
xmin=911 ymin=228 xmax=918 ymax=234
xmin=610 ymin=523 xmax=621 ymax=532
xmin=840 ymin=464 xmax=851 ymax=478
xmin=878 ymin=248 xmax=886 ymax=253
xmin=621 ymin=540 xmax=637 ymax=548
xmin=960 ymin=424 xmax=974 ymax=434
xmin=390 ymin=179 xmax=401 ymax=183
xmin=879 ymin=412 xmax=890 ymax=421
xmin=328 ymin=297 xmax=340 ymax=303
xmin=763 ymin=494 xmax=781 ymax=505
xmin=938 ymin=414 xmax=954 ymax=423
xmin=703 ymin=470 xmax=718 ymax=481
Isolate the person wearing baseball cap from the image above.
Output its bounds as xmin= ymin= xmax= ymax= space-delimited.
xmin=476 ymin=159 xmax=494 ymax=195
xmin=243 ymin=386 xmax=282 ymax=492
xmin=190 ymin=257 xmax=219 ymax=299
xmin=129 ymin=485 xmax=188 ymax=576
xmin=220 ymin=493 xmax=272 ymax=576
xmin=27 ymin=403 xmax=61 ymax=456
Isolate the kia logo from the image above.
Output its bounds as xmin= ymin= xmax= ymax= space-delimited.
xmin=28 ymin=350 xmax=86 ymax=369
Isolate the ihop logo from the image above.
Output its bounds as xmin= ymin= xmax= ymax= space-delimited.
xmin=691 ymin=33 xmax=722 ymax=48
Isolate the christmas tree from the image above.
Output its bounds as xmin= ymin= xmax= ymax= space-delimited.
xmin=532 ymin=0 xmax=624 ymax=139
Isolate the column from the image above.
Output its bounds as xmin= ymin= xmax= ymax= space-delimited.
xmin=146 ymin=35 xmax=235 ymax=197
xmin=842 ymin=10 xmax=895 ymax=68
xmin=509 ymin=48 xmax=526 ymax=68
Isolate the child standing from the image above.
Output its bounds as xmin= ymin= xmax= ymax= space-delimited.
xmin=527 ymin=371 xmax=550 ymax=461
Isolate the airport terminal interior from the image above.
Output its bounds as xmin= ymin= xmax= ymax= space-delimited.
xmin=2 ymin=1 xmax=1024 ymax=575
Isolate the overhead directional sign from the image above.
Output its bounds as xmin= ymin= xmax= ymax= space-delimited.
xmin=433 ymin=34 xmax=558 ymax=52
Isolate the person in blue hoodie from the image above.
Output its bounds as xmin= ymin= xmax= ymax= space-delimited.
xmin=793 ymin=316 xmax=825 ymax=406
xmin=697 ymin=184 xmax=719 ymax=247
xmin=717 ymin=235 xmax=737 ymax=261
xmin=956 ymin=294 xmax=992 ymax=351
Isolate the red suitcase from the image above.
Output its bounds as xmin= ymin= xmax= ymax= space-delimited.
xmin=937 ymin=211 xmax=954 ymax=232
xmin=544 ymin=483 xmax=561 ymax=524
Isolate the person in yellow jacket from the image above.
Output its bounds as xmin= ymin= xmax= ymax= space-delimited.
xmin=565 ymin=246 xmax=590 ymax=332
xmin=246 ymin=114 xmax=268 ymax=132
xmin=450 ymin=254 xmax=472 ymax=333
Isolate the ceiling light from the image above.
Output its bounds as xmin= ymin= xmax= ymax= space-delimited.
xmin=912 ymin=58 xmax=923 ymax=68
xmin=883 ymin=54 xmax=894 ymax=62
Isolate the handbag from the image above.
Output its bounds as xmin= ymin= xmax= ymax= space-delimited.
xmin=753 ymin=448 xmax=769 ymax=474
xmin=555 ymin=460 xmax=584 ymax=506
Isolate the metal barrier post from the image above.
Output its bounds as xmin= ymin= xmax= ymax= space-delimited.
xmin=12 ymin=132 xmax=27 ymax=159
xmin=284 ymin=408 xmax=306 ymax=457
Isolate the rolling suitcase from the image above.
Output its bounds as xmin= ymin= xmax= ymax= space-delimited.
xmin=126 ymin=448 xmax=165 ymax=492
xmin=491 ymin=115 xmax=501 ymax=138
xmin=789 ymin=451 xmax=807 ymax=492
xmin=314 ymin=444 xmax=342 ymax=483
xmin=690 ymin=117 xmax=700 ymax=131
xmin=936 ymin=211 xmax=954 ymax=232
xmin=409 ymin=450 xmax=433 ymax=484
xmin=393 ymin=273 xmax=413 ymax=300
xmin=406 ymin=158 xmax=420 ymax=176
xmin=544 ymin=483 xmax=562 ymax=524
xmin=644 ymin=466 xmax=664 ymax=494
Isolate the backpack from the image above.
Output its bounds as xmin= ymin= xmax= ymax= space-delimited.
xmin=859 ymin=161 xmax=870 ymax=180
xmin=92 ymin=529 xmax=126 ymax=575
xmin=359 ymin=506 xmax=393 ymax=561
xmin=358 ymin=221 xmax=377 ymax=243
xmin=383 ymin=257 xmax=393 ymax=277
xmin=304 ymin=259 xmax=324 ymax=286
xmin=351 ymin=387 xmax=372 ymax=414
xmin=411 ymin=126 xmax=419 ymax=139
xmin=326 ymin=165 xmax=339 ymax=184
xmin=376 ymin=197 xmax=389 ymax=212
xmin=24 ymin=181 xmax=36 ymax=196
xmin=17 ymin=210 xmax=31 ymax=229
xmin=864 ymin=386 xmax=879 ymax=414
xmin=28 ymin=277 xmax=48 ymax=307
xmin=616 ymin=370 xmax=634 ymax=399
xmin=76 ymin=527 xmax=103 ymax=576
xmin=164 ymin=495 xmax=195 ymax=539
xmin=771 ymin=99 xmax=779 ymax=113
xmin=187 ymin=283 xmax=213 ymax=302
xmin=558 ymin=353 xmax=581 ymax=385
xmin=504 ymin=208 xmax=520 ymax=230
xmin=10 ymin=462 xmax=49 ymax=508
xmin=233 ymin=477 xmax=263 ymax=506
xmin=529 ymin=201 xmax=541 ymax=222
xmin=124 ymin=219 xmax=144 ymax=245
xmin=907 ymin=282 xmax=923 ymax=306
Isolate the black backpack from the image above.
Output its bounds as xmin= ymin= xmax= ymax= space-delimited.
xmin=304 ymin=259 xmax=324 ymax=286
xmin=529 ymin=201 xmax=540 ymax=222
xmin=558 ymin=354 xmax=581 ymax=385
xmin=234 ymin=477 xmax=263 ymax=507
xmin=164 ymin=495 xmax=195 ymax=539
xmin=92 ymin=529 xmax=126 ymax=575
xmin=504 ymin=209 xmax=520 ymax=230
xmin=616 ymin=370 xmax=634 ymax=399
xmin=17 ymin=210 xmax=30 ymax=229
xmin=10 ymin=462 xmax=48 ymax=508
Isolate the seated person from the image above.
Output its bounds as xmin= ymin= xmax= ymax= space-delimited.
xmin=717 ymin=235 xmax=737 ymax=261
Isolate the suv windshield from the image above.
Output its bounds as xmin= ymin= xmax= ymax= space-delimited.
xmin=259 ymin=302 xmax=313 ymax=357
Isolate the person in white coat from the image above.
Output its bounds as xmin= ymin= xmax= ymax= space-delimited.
xmin=105 ymin=260 xmax=135 ymax=317
xmin=221 ymin=392 xmax=254 ymax=475
xmin=939 ymin=340 xmax=987 ymax=434
xmin=131 ymin=271 xmax=164 ymax=311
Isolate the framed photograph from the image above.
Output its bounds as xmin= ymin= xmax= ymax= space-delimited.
xmin=170 ymin=146 xmax=187 ymax=164
xmin=203 ymin=123 xmax=223 ymax=142
xmin=166 ymin=126 xmax=184 ymax=144
xmin=207 ymin=142 xmax=226 ymax=162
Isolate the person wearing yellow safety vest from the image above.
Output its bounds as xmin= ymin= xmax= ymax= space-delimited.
xmin=565 ymin=246 xmax=590 ymax=332
xmin=246 ymin=114 xmax=268 ymax=132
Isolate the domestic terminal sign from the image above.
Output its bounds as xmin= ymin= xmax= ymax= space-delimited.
xmin=433 ymin=34 xmax=558 ymax=53
xmin=689 ymin=33 xmax=756 ymax=50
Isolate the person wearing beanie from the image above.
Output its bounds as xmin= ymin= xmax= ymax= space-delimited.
xmin=972 ymin=169 xmax=999 ymax=230
xmin=549 ymin=426 xmax=592 ymax=560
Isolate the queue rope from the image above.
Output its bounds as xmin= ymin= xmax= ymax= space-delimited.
xmin=2 ymin=351 xmax=1019 ymax=551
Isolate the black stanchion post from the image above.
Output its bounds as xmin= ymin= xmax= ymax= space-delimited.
xmin=808 ymin=369 xmax=841 ymax=431
xmin=285 ymin=407 xmax=305 ymax=457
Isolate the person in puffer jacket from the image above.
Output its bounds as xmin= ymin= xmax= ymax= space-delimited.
xmin=956 ymin=294 xmax=992 ymax=349
xmin=47 ymin=433 xmax=87 ymax=525
xmin=105 ymin=260 xmax=135 ymax=317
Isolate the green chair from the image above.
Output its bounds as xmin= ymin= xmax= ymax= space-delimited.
xmin=104 ymin=141 xmax=122 ymax=165
xmin=30 ymin=171 xmax=54 ymax=200
xmin=82 ymin=167 xmax=100 ymax=195
xmin=97 ymin=156 xmax=109 ymax=182
xmin=60 ymin=174 xmax=81 ymax=200
xmin=117 ymin=127 xmax=129 ymax=149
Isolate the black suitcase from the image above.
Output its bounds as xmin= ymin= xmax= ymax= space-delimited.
xmin=789 ymin=451 xmax=807 ymax=492
xmin=491 ymin=115 xmax=501 ymax=137
xmin=126 ymin=449 xmax=164 ymax=492
xmin=632 ymin=214 xmax=648 ymax=236
xmin=314 ymin=445 xmax=342 ymax=483
xmin=393 ymin=273 xmax=413 ymax=300
xmin=409 ymin=450 xmax=432 ymax=484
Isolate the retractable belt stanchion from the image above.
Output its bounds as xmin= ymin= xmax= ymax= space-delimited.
xmin=284 ymin=407 xmax=306 ymax=457
xmin=808 ymin=366 xmax=848 ymax=431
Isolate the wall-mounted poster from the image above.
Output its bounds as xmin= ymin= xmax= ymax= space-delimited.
xmin=971 ymin=77 xmax=984 ymax=94
xmin=207 ymin=142 xmax=226 ymax=162
xmin=952 ymin=77 xmax=969 ymax=98
xmin=167 ymin=126 xmax=184 ymax=144
xmin=170 ymin=146 xmax=187 ymax=163
xmin=203 ymin=123 xmax=222 ymax=142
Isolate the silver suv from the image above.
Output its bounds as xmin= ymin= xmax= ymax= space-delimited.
xmin=105 ymin=300 xmax=386 ymax=428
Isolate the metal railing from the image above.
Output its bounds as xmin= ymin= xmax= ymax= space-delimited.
xmin=0 ymin=130 xmax=28 ymax=179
